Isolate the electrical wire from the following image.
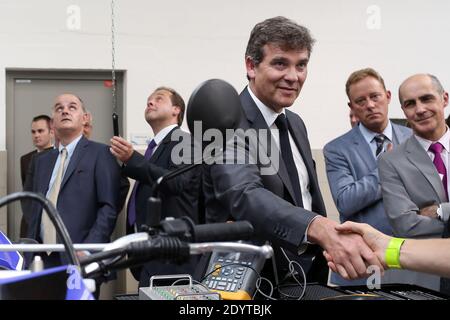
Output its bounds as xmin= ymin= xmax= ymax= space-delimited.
xmin=276 ymin=247 xmax=307 ymax=300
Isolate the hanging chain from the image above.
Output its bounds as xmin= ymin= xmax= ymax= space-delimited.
xmin=111 ymin=0 xmax=117 ymax=112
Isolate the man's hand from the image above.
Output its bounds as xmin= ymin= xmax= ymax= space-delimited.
xmin=328 ymin=221 xmax=391 ymax=270
xmin=308 ymin=216 xmax=384 ymax=280
xmin=110 ymin=136 xmax=134 ymax=163
xmin=386 ymin=142 xmax=394 ymax=152
xmin=419 ymin=204 xmax=439 ymax=219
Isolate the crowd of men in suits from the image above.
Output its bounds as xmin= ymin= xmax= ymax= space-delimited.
xmin=19 ymin=16 xmax=450 ymax=296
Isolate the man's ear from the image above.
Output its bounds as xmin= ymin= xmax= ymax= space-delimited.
xmin=386 ymin=90 xmax=392 ymax=103
xmin=245 ymin=56 xmax=256 ymax=80
xmin=443 ymin=91 xmax=449 ymax=109
xmin=172 ymin=105 xmax=181 ymax=117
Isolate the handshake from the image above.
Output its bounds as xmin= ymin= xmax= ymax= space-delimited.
xmin=313 ymin=218 xmax=450 ymax=280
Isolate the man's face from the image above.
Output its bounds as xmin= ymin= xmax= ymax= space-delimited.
xmin=348 ymin=76 xmax=390 ymax=133
xmin=52 ymin=94 xmax=86 ymax=136
xmin=349 ymin=109 xmax=359 ymax=128
xmin=145 ymin=89 xmax=179 ymax=125
xmin=31 ymin=119 xmax=52 ymax=150
xmin=246 ymin=43 xmax=309 ymax=112
xmin=83 ymin=113 xmax=93 ymax=139
xmin=400 ymin=75 xmax=449 ymax=140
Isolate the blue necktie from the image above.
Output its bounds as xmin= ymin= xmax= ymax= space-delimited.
xmin=127 ymin=139 xmax=157 ymax=226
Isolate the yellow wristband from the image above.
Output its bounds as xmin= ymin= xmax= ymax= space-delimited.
xmin=385 ymin=237 xmax=405 ymax=269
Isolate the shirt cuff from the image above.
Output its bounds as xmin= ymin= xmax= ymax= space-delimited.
xmin=438 ymin=204 xmax=449 ymax=222
xmin=298 ymin=215 xmax=321 ymax=255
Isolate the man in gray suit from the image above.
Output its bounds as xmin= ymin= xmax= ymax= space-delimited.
xmin=324 ymin=68 xmax=412 ymax=286
xmin=379 ymin=73 xmax=450 ymax=292
xmin=204 ymin=17 xmax=382 ymax=285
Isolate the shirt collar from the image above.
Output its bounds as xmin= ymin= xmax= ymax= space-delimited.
xmin=358 ymin=121 xmax=393 ymax=145
xmin=247 ymin=86 xmax=285 ymax=128
xmin=415 ymin=126 xmax=450 ymax=152
xmin=152 ymin=124 xmax=178 ymax=146
xmin=59 ymin=134 xmax=83 ymax=158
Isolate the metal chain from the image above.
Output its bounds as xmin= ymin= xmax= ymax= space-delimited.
xmin=111 ymin=0 xmax=116 ymax=112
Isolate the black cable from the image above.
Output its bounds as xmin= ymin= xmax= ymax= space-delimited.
xmin=79 ymin=247 xmax=125 ymax=266
xmin=0 ymin=191 xmax=79 ymax=269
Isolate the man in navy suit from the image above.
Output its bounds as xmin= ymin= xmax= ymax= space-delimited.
xmin=24 ymin=94 xmax=121 ymax=266
xmin=110 ymin=87 xmax=201 ymax=287
xmin=323 ymin=68 xmax=412 ymax=286
xmin=203 ymin=17 xmax=383 ymax=285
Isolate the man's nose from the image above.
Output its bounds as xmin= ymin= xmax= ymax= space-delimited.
xmin=415 ymin=101 xmax=427 ymax=114
xmin=284 ymin=66 xmax=298 ymax=82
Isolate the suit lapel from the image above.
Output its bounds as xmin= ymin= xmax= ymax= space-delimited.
xmin=405 ymin=136 xmax=446 ymax=201
xmin=150 ymin=127 xmax=178 ymax=164
xmin=351 ymin=126 xmax=377 ymax=167
xmin=60 ymin=136 xmax=89 ymax=190
xmin=240 ymin=89 xmax=299 ymax=206
xmin=39 ymin=149 xmax=59 ymax=194
xmin=392 ymin=123 xmax=411 ymax=145
xmin=286 ymin=111 xmax=316 ymax=176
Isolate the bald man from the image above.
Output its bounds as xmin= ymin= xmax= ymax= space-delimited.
xmin=24 ymin=94 xmax=121 ymax=269
xmin=379 ymin=74 xmax=450 ymax=293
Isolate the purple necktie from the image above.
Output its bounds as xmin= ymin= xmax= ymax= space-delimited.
xmin=127 ymin=139 xmax=157 ymax=226
xmin=429 ymin=142 xmax=448 ymax=201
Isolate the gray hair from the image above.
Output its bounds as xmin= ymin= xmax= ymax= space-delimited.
xmin=245 ymin=16 xmax=315 ymax=66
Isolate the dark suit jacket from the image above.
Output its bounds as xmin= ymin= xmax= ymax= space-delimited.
xmin=24 ymin=136 xmax=121 ymax=248
xmin=203 ymin=88 xmax=328 ymax=283
xmin=21 ymin=147 xmax=54 ymax=186
xmin=122 ymin=127 xmax=202 ymax=285
xmin=20 ymin=150 xmax=37 ymax=186
xmin=20 ymin=147 xmax=54 ymax=238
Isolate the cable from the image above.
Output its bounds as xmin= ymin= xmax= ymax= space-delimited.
xmin=253 ymin=276 xmax=277 ymax=301
xmin=276 ymin=247 xmax=307 ymax=300
xmin=0 ymin=191 xmax=80 ymax=269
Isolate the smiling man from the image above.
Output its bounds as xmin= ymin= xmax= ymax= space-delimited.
xmin=379 ymin=74 xmax=450 ymax=293
xmin=379 ymin=74 xmax=449 ymax=238
xmin=203 ymin=17 xmax=383 ymax=285
xmin=323 ymin=68 xmax=412 ymax=286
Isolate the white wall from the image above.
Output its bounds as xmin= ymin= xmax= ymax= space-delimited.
xmin=1 ymin=0 xmax=450 ymax=149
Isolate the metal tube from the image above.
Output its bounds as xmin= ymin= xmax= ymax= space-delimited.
xmin=0 ymin=243 xmax=108 ymax=252
xmin=189 ymin=243 xmax=273 ymax=259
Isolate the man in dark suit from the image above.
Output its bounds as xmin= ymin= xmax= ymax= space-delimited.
xmin=110 ymin=87 xmax=201 ymax=287
xmin=203 ymin=17 xmax=382 ymax=285
xmin=20 ymin=115 xmax=54 ymax=185
xmin=20 ymin=115 xmax=54 ymax=237
xmin=24 ymin=94 xmax=121 ymax=267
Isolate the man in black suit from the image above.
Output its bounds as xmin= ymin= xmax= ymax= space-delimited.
xmin=203 ymin=17 xmax=382 ymax=285
xmin=20 ymin=115 xmax=54 ymax=186
xmin=20 ymin=115 xmax=54 ymax=238
xmin=110 ymin=87 xmax=201 ymax=287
